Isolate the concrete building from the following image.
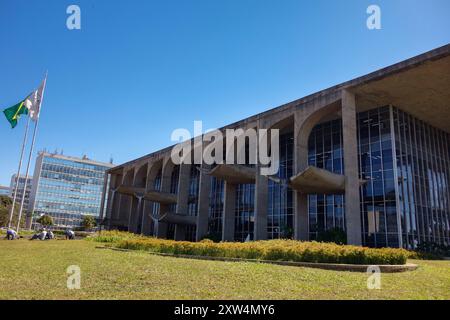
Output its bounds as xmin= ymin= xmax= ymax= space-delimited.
xmin=102 ymin=45 xmax=450 ymax=248
xmin=28 ymin=152 xmax=114 ymax=230
xmin=9 ymin=174 xmax=33 ymax=212
xmin=0 ymin=185 xmax=10 ymax=197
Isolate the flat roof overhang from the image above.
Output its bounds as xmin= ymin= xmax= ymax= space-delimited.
xmin=290 ymin=166 xmax=366 ymax=194
xmin=144 ymin=191 xmax=177 ymax=204
xmin=116 ymin=185 xmax=145 ymax=197
xmin=116 ymin=185 xmax=177 ymax=204
xmin=208 ymin=164 xmax=257 ymax=184
xmin=159 ymin=213 xmax=197 ymax=226
xmin=352 ymin=52 xmax=450 ymax=133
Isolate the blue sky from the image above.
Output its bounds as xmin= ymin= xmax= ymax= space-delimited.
xmin=0 ymin=0 xmax=449 ymax=185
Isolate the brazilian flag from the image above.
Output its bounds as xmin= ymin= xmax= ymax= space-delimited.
xmin=3 ymin=99 xmax=28 ymax=128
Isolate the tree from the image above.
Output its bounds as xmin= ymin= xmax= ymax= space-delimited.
xmin=82 ymin=215 xmax=97 ymax=231
xmin=0 ymin=195 xmax=25 ymax=228
xmin=37 ymin=214 xmax=53 ymax=227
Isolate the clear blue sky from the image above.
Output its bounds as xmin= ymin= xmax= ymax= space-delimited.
xmin=0 ymin=0 xmax=449 ymax=185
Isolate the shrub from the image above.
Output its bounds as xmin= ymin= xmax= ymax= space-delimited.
xmin=201 ymin=232 xmax=222 ymax=243
xmin=409 ymin=242 xmax=450 ymax=260
xmin=115 ymin=238 xmax=409 ymax=265
xmin=316 ymin=228 xmax=347 ymax=245
xmin=86 ymin=230 xmax=141 ymax=243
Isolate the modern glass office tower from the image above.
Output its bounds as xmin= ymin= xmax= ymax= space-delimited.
xmin=104 ymin=45 xmax=450 ymax=248
xmin=9 ymin=174 xmax=33 ymax=212
xmin=0 ymin=185 xmax=10 ymax=197
xmin=28 ymin=152 xmax=114 ymax=230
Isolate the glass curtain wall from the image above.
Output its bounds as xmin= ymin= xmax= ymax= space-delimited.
xmin=267 ymin=132 xmax=294 ymax=239
xmin=186 ymin=165 xmax=200 ymax=241
xmin=166 ymin=165 xmax=180 ymax=239
xmin=307 ymin=105 xmax=450 ymax=248
xmin=358 ymin=106 xmax=398 ymax=247
xmin=307 ymin=119 xmax=345 ymax=240
xmin=393 ymin=107 xmax=450 ymax=248
xmin=234 ymin=183 xmax=255 ymax=241
xmin=208 ymin=177 xmax=224 ymax=240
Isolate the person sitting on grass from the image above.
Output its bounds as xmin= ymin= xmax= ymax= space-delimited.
xmin=65 ymin=229 xmax=75 ymax=240
xmin=6 ymin=228 xmax=18 ymax=240
xmin=39 ymin=229 xmax=47 ymax=240
xmin=46 ymin=230 xmax=55 ymax=240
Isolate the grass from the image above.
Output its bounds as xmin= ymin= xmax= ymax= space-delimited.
xmin=0 ymin=240 xmax=449 ymax=300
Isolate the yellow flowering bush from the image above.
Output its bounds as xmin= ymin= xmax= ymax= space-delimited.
xmin=114 ymin=238 xmax=409 ymax=265
xmin=86 ymin=230 xmax=142 ymax=243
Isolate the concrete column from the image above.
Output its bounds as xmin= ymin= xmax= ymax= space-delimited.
xmin=127 ymin=197 xmax=136 ymax=232
xmin=99 ymin=173 xmax=109 ymax=221
xmin=111 ymin=174 xmax=122 ymax=222
xmin=142 ymin=161 xmax=154 ymax=236
xmin=135 ymin=196 xmax=144 ymax=234
xmin=222 ymin=181 xmax=236 ymax=241
xmin=342 ymin=90 xmax=362 ymax=245
xmin=175 ymin=164 xmax=190 ymax=241
xmin=157 ymin=161 xmax=172 ymax=239
xmin=104 ymin=174 xmax=116 ymax=229
xmin=112 ymin=193 xmax=121 ymax=222
xmin=196 ymin=164 xmax=211 ymax=241
xmin=129 ymin=193 xmax=143 ymax=233
xmin=294 ymin=193 xmax=309 ymax=240
xmin=141 ymin=200 xmax=153 ymax=235
xmin=293 ymin=110 xmax=309 ymax=241
xmin=156 ymin=204 xmax=168 ymax=238
xmin=107 ymin=189 xmax=116 ymax=222
xmin=254 ymin=171 xmax=268 ymax=240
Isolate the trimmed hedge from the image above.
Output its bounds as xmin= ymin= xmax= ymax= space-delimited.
xmin=114 ymin=238 xmax=409 ymax=265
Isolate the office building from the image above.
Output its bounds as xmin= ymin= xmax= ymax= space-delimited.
xmin=28 ymin=152 xmax=114 ymax=229
xmin=9 ymin=174 xmax=33 ymax=212
xmin=0 ymin=185 xmax=10 ymax=197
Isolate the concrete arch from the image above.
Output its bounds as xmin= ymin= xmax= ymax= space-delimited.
xmin=107 ymin=169 xmax=123 ymax=224
xmin=295 ymin=100 xmax=341 ymax=172
xmin=162 ymin=157 xmax=176 ymax=190
xmin=122 ymin=168 xmax=135 ymax=186
xmin=117 ymin=168 xmax=135 ymax=228
xmin=130 ymin=163 xmax=149 ymax=233
xmin=292 ymin=96 xmax=341 ymax=242
xmin=133 ymin=163 xmax=148 ymax=188
xmin=258 ymin=109 xmax=296 ymax=132
xmin=147 ymin=159 xmax=163 ymax=191
xmin=138 ymin=160 xmax=164 ymax=236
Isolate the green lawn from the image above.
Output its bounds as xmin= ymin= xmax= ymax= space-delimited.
xmin=0 ymin=239 xmax=449 ymax=300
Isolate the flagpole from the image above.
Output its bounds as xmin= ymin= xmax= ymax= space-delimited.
xmin=7 ymin=116 xmax=31 ymax=229
xmin=16 ymin=73 xmax=47 ymax=232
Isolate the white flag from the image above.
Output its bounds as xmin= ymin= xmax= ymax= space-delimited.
xmin=24 ymin=77 xmax=46 ymax=121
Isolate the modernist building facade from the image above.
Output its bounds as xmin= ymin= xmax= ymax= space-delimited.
xmin=0 ymin=185 xmax=10 ymax=197
xmin=28 ymin=152 xmax=114 ymax=230
xmin=9 ymin=174 xmax=33 ymax=213
xmin=102 ymin=45 xmax=450 ymax=248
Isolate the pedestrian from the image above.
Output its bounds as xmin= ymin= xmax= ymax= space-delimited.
xmin=65 ymin=229 xmax=75 ymax=240
xmin=6 ymin=228 xmax=17 ymax=240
